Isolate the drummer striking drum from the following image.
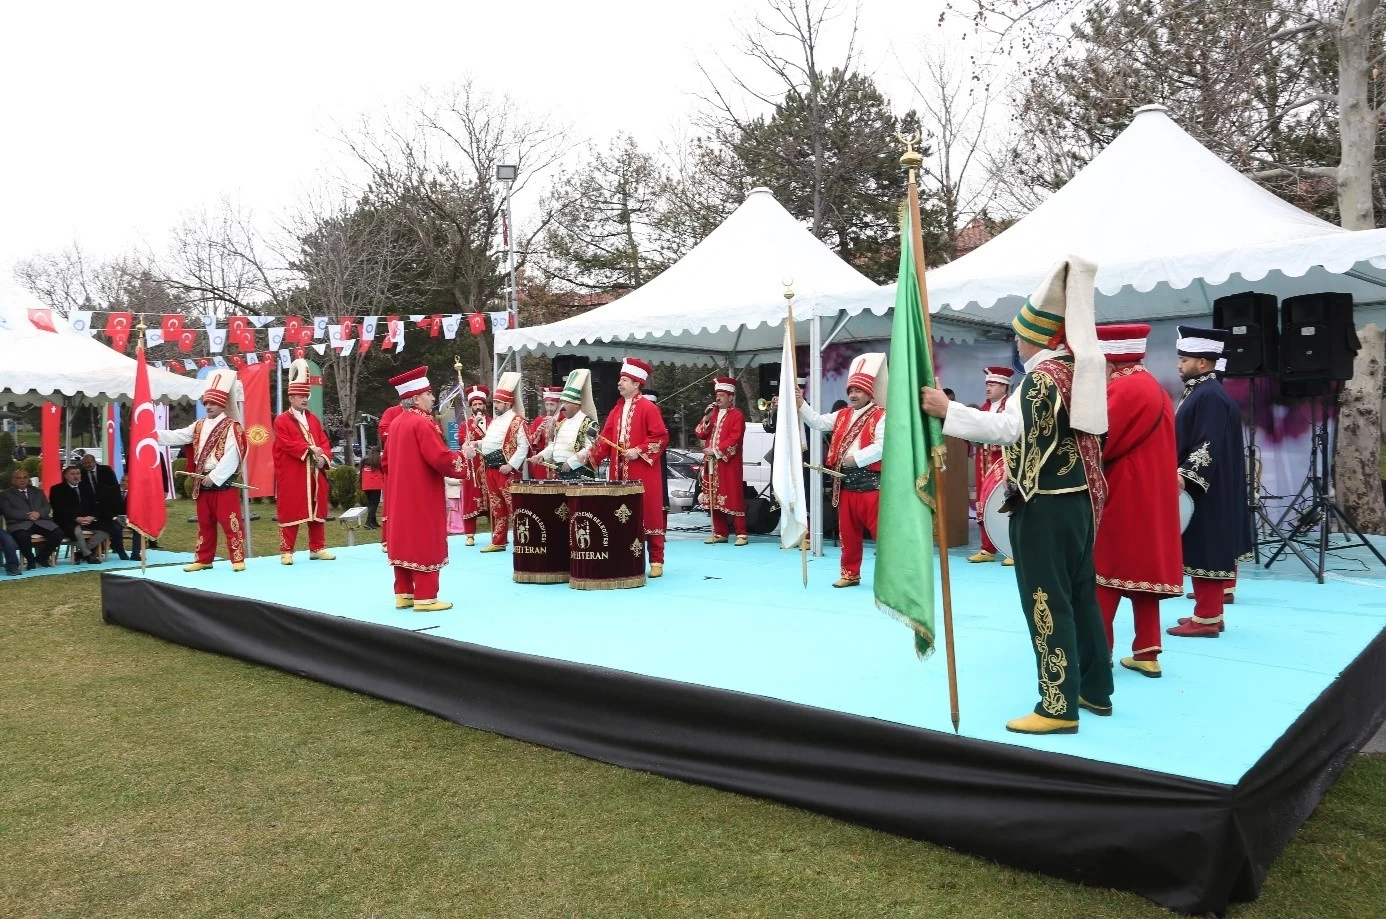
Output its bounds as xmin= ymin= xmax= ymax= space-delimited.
xmin=971 ymin=365 xmax=1015 ymax=565
xmin=536 ymin=369 xmax=599 ymax=480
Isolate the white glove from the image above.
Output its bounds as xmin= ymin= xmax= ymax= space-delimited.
xmin=566 ymin=456 xmax=582 ymax=470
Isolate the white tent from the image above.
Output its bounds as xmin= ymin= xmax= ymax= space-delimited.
xmin=0 ymin=305 xmax=207 ymax=405
xmin=494 ymin=187 xmax=977 ymax=369
xmin=805 ymin=104 xmax=1386 ymax=329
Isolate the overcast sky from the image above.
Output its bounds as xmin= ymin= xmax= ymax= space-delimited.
xmin=0 ymin=0 xmax=964 ymax=311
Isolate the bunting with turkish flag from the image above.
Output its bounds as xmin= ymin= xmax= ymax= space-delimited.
xmin=106 ymin=312 xmax=134 ymax=352
xmin=126 ymin=340 xmax=168 ymax=541
xmin=228 ymin=315 xmax=253 ymax=351
xmin=28 ymin=308 xmax=57 ymax=333
xmin=237 ymin=361 xmax=275 ymax=496
xmin=162 ymin=314 xmax=184 ymax=340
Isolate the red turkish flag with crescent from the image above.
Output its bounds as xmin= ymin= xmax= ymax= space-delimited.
xmin=27 ymin=308 xmax=57 ymax=333
xmin=237 ymin=362 xmax=275 ymax=496
xmin=41 ymin=402 xmax=62 ymax=488
xmin=126 ymin=343 xmax=167 ymax=540
xmin=284 ymin=316 xmax=304 ymax=343
xmin=106 ymin=312 xmax=134 ymax=351
xmin=467 ymin=313 xmax=488 ymax=335
xmin=228 ymin=316 xmax=255 ymax=351
xmin=176 ymin=328 xmax=198 ymax=352
xmin=161 ymin=315 xmax=184 ymax=339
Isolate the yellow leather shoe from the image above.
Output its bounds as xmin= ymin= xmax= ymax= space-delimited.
xmin=395 ymin=594 xmax=414 ymax=609
xmin=1005 ymin=712 xmax=1079 ymax=735
xmin=280 ymin=553 xmax=294 ymax=565
xmin=413 ymin=600 xmax=453 ymax=612
xmin=182 ymin=562 xmax=214 ymax=573
xmin=381 ymin=542 xmax=388 ymax=553
xmin=310 ymin=550 xmax=336 ymax=561
xmin=1002 ymin=557 xmax=1015 ymax=567
xmin=1120 ymin=657 xmax=1163 ymax=678
xmin=465 ymin=535 xmax=475 ymax=547
xmin=704 ymin=535 xmax=728 ymax=544
xmin=649 ymin=564 xmax=663 ymax=578
xmin=967 ymin=550 xmax=996 ymax=563
xmin=832 ymin=577 xmax=861 ymax=588
xmin=232 ymin=562 xmax=246 ymax=572
xmin=479 ymin=544 xmax=506 ymax=553
xmin=1078 ymin=697 xmax=1112 ymax=717
xmin=734 ymin=535 xmax=748 ymax=547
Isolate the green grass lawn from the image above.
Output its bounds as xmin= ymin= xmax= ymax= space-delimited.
xmin=1 ymin=500 xmax=1383 ymax=918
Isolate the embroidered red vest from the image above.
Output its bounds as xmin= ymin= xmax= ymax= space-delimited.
xmin=827 ymin=405 xmax=883 ymax=472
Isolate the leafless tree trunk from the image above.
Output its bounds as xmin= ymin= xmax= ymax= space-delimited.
xmin=1335 ymin=324 xmax=1386 ymax=533
xmin=697 ymin=0 xmax=862 ymax=240
xmin=153 ymin=198 xmax=295 ymax=316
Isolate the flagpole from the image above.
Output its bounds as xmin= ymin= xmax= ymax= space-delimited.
xmin=900 ymin=136 xmax=960 ymax=733
xmin=784 ymin=283 xmax=808 ymax=588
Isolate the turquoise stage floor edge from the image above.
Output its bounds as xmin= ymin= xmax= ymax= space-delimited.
xmin=6 ymin=547 xmax=193 ymax=580
xmin=112 ymin=532 xmax=1386 ymax=786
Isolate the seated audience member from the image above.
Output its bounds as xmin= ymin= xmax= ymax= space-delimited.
xmin=0 ymin=469 xmax=61 ymax=569
xmin=0 ymin=522 xmax=20 ymax=576
xmin=49 ymin=464 xmax=111 ymax=563
xmin=109 ymin=475 xmax=143 ymax=561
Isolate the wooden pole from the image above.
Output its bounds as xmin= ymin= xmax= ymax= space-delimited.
xmin=901 ymin=136 xmax=961 ymax=733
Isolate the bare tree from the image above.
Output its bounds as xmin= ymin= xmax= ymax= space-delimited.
xmin=13 ymin=243 xmax=143 ymax=316
xmin=961 ymin=0 xmax=1385 ymax=229
xmin=697 ymin=0 xmax=863 ymax=239
xmin=342 ymin=80 xmax=569 ymax=383
xmin=290 ymin=188 xmax=420 ymax=465
xmin=900 ymin=36 xmax=1001 ymax=260
xmin=155 ymin=198 xmax=297 ymax=315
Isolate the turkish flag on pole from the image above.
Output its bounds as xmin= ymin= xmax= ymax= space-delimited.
xmin=237 ymin=362 xmax=274 ymax=496
xmin=126 ymin=342 xmax=167 ymax=541
xmin=41 ymin=402 xmax=62 ymax=488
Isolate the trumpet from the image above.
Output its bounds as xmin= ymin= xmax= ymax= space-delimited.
xmin=757 ymin=397 xmax=772 ymax=411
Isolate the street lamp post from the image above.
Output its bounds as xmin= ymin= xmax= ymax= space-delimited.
xmin=496 ymin=163 xmax=519 ymax=394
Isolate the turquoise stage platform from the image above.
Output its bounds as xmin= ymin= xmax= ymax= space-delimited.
xmin=101 ymin=527 xmax=1386 ymax=914
xmin=108 ymin=531 xmax=1386 ymax=786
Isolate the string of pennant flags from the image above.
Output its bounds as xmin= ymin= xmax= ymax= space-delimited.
xmin=50 ymin=309 xmax=517 ymax=375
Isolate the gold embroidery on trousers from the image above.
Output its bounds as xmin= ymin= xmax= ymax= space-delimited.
xmin=1031 ymin=587 xmax=1069 ymax=716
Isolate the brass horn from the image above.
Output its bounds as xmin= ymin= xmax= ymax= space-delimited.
xmin=757 ymin=397 xmax=772 ymax=411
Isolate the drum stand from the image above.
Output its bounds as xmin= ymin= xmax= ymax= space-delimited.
xmin=1262 ymin=385 xmax=1386 ymax=583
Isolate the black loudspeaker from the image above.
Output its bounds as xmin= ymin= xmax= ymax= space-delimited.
xmin=1279 ymin=293 xmax=1359 ymax=382
xmin=758 ymin=363 xmax=781 ymax=399
xmin=1213 ymin=292 xmax=1278 ymax=377
xmin=744 ymin=496 xmax=780 ymax=534
xmin=552 ymin=355 xmax=621 ymax=412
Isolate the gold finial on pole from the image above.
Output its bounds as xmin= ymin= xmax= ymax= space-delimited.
xmin=897 ymin=131 xmax=924 ymax=182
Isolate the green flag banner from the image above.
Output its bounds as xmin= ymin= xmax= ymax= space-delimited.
xmin=873 ymin=211 xmax=947 ymax=659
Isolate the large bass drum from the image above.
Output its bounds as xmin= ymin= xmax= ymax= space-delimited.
xmin=509 ymin=481 xmax=571 ymax=584
xmin=566 ymin=480 xmax=647 ymax=590
xmin=1179 ymin=490 xmax=1195 ymax=533
xmin=979 ymin=460 xmax=1013 ymax=560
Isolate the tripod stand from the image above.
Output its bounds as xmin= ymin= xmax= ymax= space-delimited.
xmin=1262 ymin=383 xmax=1386 ymax=582
xmin=1242 ymin=380 xmax=1312 ymax=571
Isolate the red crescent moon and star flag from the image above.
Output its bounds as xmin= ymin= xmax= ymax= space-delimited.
xmin=126 ymin=342 xmax=167 ymax=540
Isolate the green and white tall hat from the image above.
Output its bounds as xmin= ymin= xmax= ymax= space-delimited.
xmin=1012 ymin=256 xmax=1107 ymax=436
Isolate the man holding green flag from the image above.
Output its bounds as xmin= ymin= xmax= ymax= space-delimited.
xmin=873 ymin=212 xmax=946 ymax=660
xmin=921 ymin=257 xmax=1112 ymax=736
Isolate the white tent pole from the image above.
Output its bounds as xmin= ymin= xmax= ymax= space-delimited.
xmin=809 ymin=314 xmax=823 ymax=557
xmin=63 ymin=396 xmax=70 ymax=461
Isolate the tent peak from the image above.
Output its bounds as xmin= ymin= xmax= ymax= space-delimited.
xmin=1133 ymin=103 xmax=1169 ymax=116
xmin=747 ymin=187 xmax=773 ymax=199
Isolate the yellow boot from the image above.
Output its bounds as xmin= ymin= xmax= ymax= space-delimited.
xmin=395 ymin=594 xmax=414 ymax=610
xmin=734 ymin=535 xmax=748 ymax=546
xmin=1120 ymin=657 xmax=1163 ymax=679
xmin=1002 ymin=557 xmax=1014 ymax=567
xmin=1005 ymin=712 xmax=1079 ymax=735
xmin=832 ymin=576 xmax=861 ymax=588
xmin=231 ymin=562 xmax=246 ymax=572
xmin=310 ymin=550 xmax=336 ymax=561
xmin=968 ymin=550 xmax=996 ymax=563
xmin=704 ymin=535 xmax=728 ymax=544
xmin=1078 ymin=697 xmax=1112 ymax=717
xmin=649 ymin=564 xmax=663 ymax=578
xmin=465 ymin=535 xmax=475 ymax=547
xmin=182 ymin=562 xmax=214 ymax=573
xmin=280 ymin=553 xmax=294 ymax=565
xmin=413 ymin=599 xmax=453 ymax=612
xmin=479 ymin=543 xmax=506 ymax=553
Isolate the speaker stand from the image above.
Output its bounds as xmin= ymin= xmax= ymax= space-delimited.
xmin=1262 ymin=387 xmax=1386 ymax=583
xmin=1243 ymin=380 xmax=1306 ymax=568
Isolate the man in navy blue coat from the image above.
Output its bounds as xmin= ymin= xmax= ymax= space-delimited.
xmin=1167 ymin=326 xmax=1251 ymax=638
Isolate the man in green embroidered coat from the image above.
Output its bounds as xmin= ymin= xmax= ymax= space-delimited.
xmin=922 ymin=256 xmax=1111 ymax=735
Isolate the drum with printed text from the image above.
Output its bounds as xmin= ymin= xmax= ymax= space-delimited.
xmin=566 ymin=480 xmax=646 ymax=590
xmin=510 ymin=482 xmax=571 ymax=584
xmin=979 ymin=459 xmax=1013 ymax=560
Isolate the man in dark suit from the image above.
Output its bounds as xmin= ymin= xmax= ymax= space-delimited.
xmin=0 ymin=468 xmax=61 ymax=568
xmin=49 ymin=464 xmax=111 ymax=563
xmin=80 ymin=454 xmax=134 ymax=560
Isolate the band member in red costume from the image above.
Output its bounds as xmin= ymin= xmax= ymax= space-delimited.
xmin=383 ymin=366 xmax=468 ymax=612
xmin=156 ymin=369 xmax=248 ymax=572
xmin=273 ymin=359 xmax=335 ymax=564
xmin=1092 ymin=323 xmax=1183 ymax=677
xmin=694 ymin=376 xmax=748 ymax=545
xmin=971 ymin=365 xmax=1015 ymax=565
xmin=799 ymin=353 xmax=887 ymax=588
xmin=527 ymin=387 xmax=563 ymax=480
xmin=467 ymin=371 xmax=529 ymax=553
xmin=454 ymin=386 xmax=490 ymax=546
xmin=575 ymin=357 xmax=670 ymax=577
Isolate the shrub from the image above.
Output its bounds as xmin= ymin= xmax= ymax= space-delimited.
xmin=327 ymin=465 xmax=359 ymax=509
xmin=22 ymin=457 xmax=41 ymax=478
xmin=173 ymin=458 xmax=195 ymax=499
